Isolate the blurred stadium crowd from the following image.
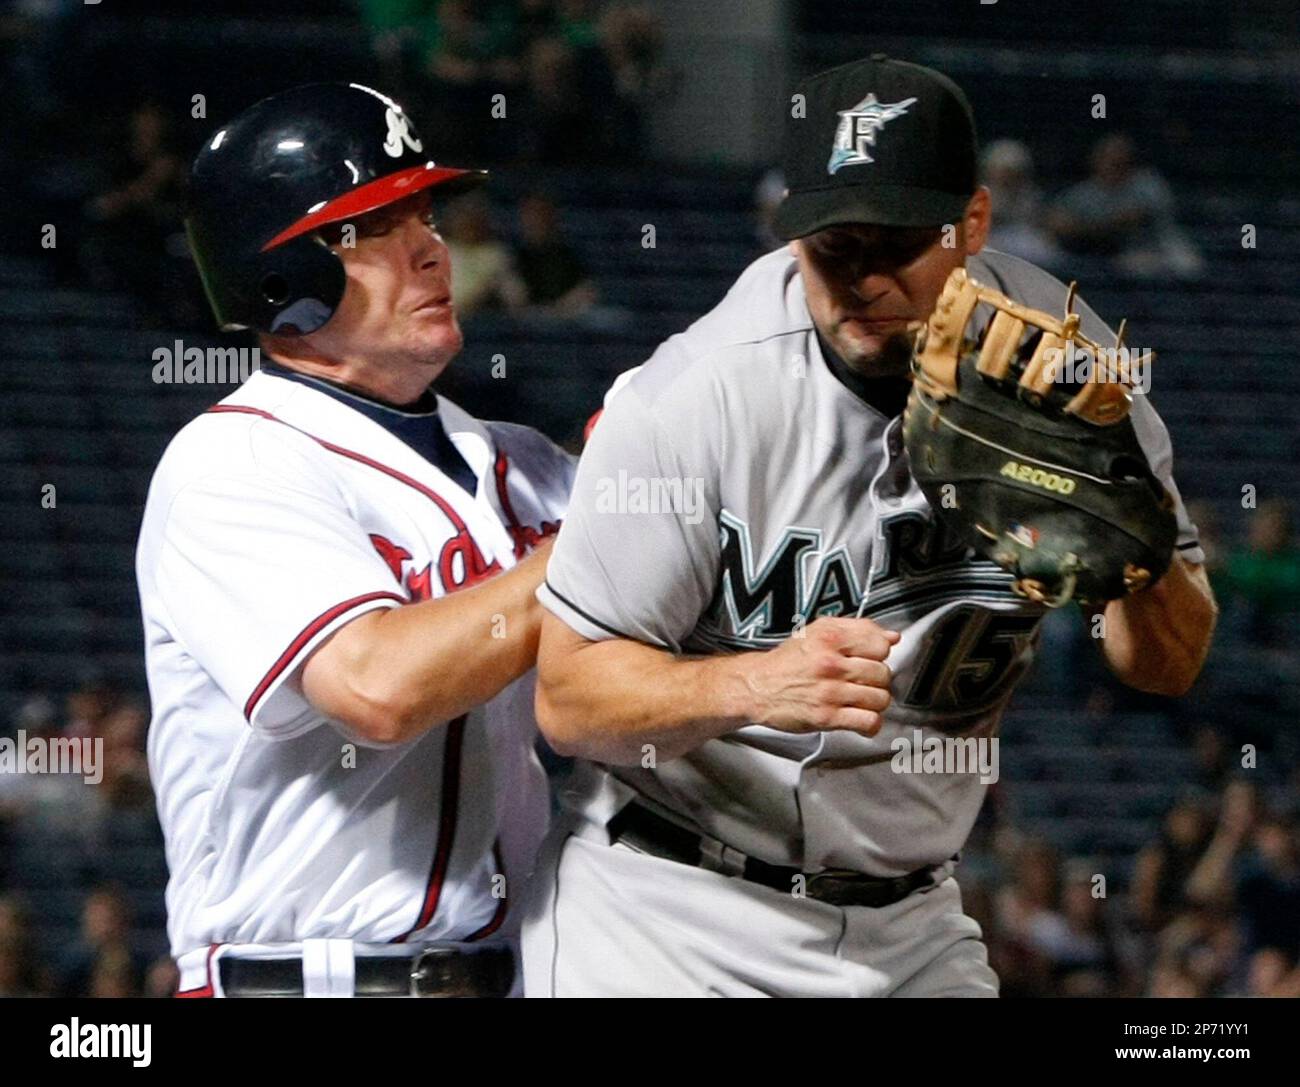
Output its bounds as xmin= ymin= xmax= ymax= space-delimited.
xmin=1 ymin=0 xmax=1298 ymax=996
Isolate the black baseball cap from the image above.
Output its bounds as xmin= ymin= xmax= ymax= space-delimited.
xmin=773 ymin=55 xmax=978 ymax=239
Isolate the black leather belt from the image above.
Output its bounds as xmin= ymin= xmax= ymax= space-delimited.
xmin=607 ymin=801 xmax=946 ymax=909
xmin=218 ymin=945 xmax=515 ymax=998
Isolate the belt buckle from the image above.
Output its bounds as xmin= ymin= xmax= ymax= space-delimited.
xmin=410 ymin=946 xmax=464 ymax=998
xmin=804 ymin=869 xmax=852 ymax=900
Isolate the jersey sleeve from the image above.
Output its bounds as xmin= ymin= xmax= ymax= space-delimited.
xmin=152 ymin=433 xmax=407 ymax=739
xmin=537 ymin=358 xmax=722 ymax=651
xmin=1128 ymin=394 xmax=1204 ymax=565
xmin=602 ymin=365 xmax=643 ymax=408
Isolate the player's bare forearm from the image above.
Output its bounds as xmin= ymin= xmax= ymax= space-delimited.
xmin=300 ymin=539 xmax=554 ymax=743
xmin=1091 ymin=557 xmax=1217 ymax=696
xmin=534 ymin=613 xmax=753 ymax=763
xmin=535 ymin=611 xmax=897 ymax=764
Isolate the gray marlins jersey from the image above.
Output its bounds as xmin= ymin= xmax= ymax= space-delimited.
xmin=539 ymin=247 xmax=1202 ymax=877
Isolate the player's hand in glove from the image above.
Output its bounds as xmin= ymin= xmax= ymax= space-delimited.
xmin=740 ymin=616 xmax=899 ymax=737
xmin=903 ymin=267 xmax=1177 ymax=608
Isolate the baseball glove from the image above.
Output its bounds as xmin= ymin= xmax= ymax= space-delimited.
xmin=902 ymin=267 xmax=1177 ymax=607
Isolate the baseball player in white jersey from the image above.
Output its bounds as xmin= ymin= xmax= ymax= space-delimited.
xmin=521 ymin=57 xmax=1218 ymax=997
xmin=137 ymin=84 xmax=573 ymax=997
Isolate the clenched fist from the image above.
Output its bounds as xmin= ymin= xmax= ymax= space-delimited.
xmin=736 ymin=616 xmax=899 ymax=736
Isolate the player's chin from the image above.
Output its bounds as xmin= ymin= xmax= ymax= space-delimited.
xmin=409 ymin=312 xmax=464 ymax=363
xmin=835 ymin=325 xmax=914 ymax=376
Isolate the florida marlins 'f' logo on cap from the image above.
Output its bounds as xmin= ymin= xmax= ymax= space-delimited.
xmin=827 ymin=93 xmax=918 ymax=175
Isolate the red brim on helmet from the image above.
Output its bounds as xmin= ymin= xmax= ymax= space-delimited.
xmin=261 ymin=163 xmax=487 ymax=251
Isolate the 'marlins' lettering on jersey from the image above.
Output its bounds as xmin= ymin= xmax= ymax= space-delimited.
xmin=700 ymin=509 xmax=1041 ymax=717
xmin=703 ymin=508 xmax=1021 ymax=644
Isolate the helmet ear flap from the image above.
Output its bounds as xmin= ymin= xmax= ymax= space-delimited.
xmin=187 ymin=214 xmax=348 ymax=336
xmin=252 ymin=236 xmax=347 ymax=335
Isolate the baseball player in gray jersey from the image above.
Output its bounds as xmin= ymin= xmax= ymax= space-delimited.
xmin=522 ymin=56 xmax=1218 ymax=997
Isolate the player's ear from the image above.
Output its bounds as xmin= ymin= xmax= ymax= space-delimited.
xmin=962 ymin=187 xmax=992 ymax=255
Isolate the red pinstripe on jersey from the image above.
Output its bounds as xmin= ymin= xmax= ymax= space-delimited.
xmin=390 ymin=715 xmax=467 ymax=943
xmin=207 ymin=404 xmax=474 ymax=533
xmin=243 ymin=590 xmax=406 ymax=720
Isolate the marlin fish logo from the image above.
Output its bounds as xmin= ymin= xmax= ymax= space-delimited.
xmin=828 ymin=93 xmax=918 ymax=175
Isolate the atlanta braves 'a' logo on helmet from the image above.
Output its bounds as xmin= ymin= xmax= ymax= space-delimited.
xmin=382 ymin=107 xmax=423 ymax=157
xmin=827 ymin=93 xmax=917 ymax=175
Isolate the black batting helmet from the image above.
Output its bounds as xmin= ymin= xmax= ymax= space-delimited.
xmin=185 ymin=82 xmax=485 ymax=335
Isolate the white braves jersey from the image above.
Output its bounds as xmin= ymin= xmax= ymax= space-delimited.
xmin=138 ymin=369 xmax=573 ymax=958
xmin=540 ymin=247 xmax=1202 ymax=877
